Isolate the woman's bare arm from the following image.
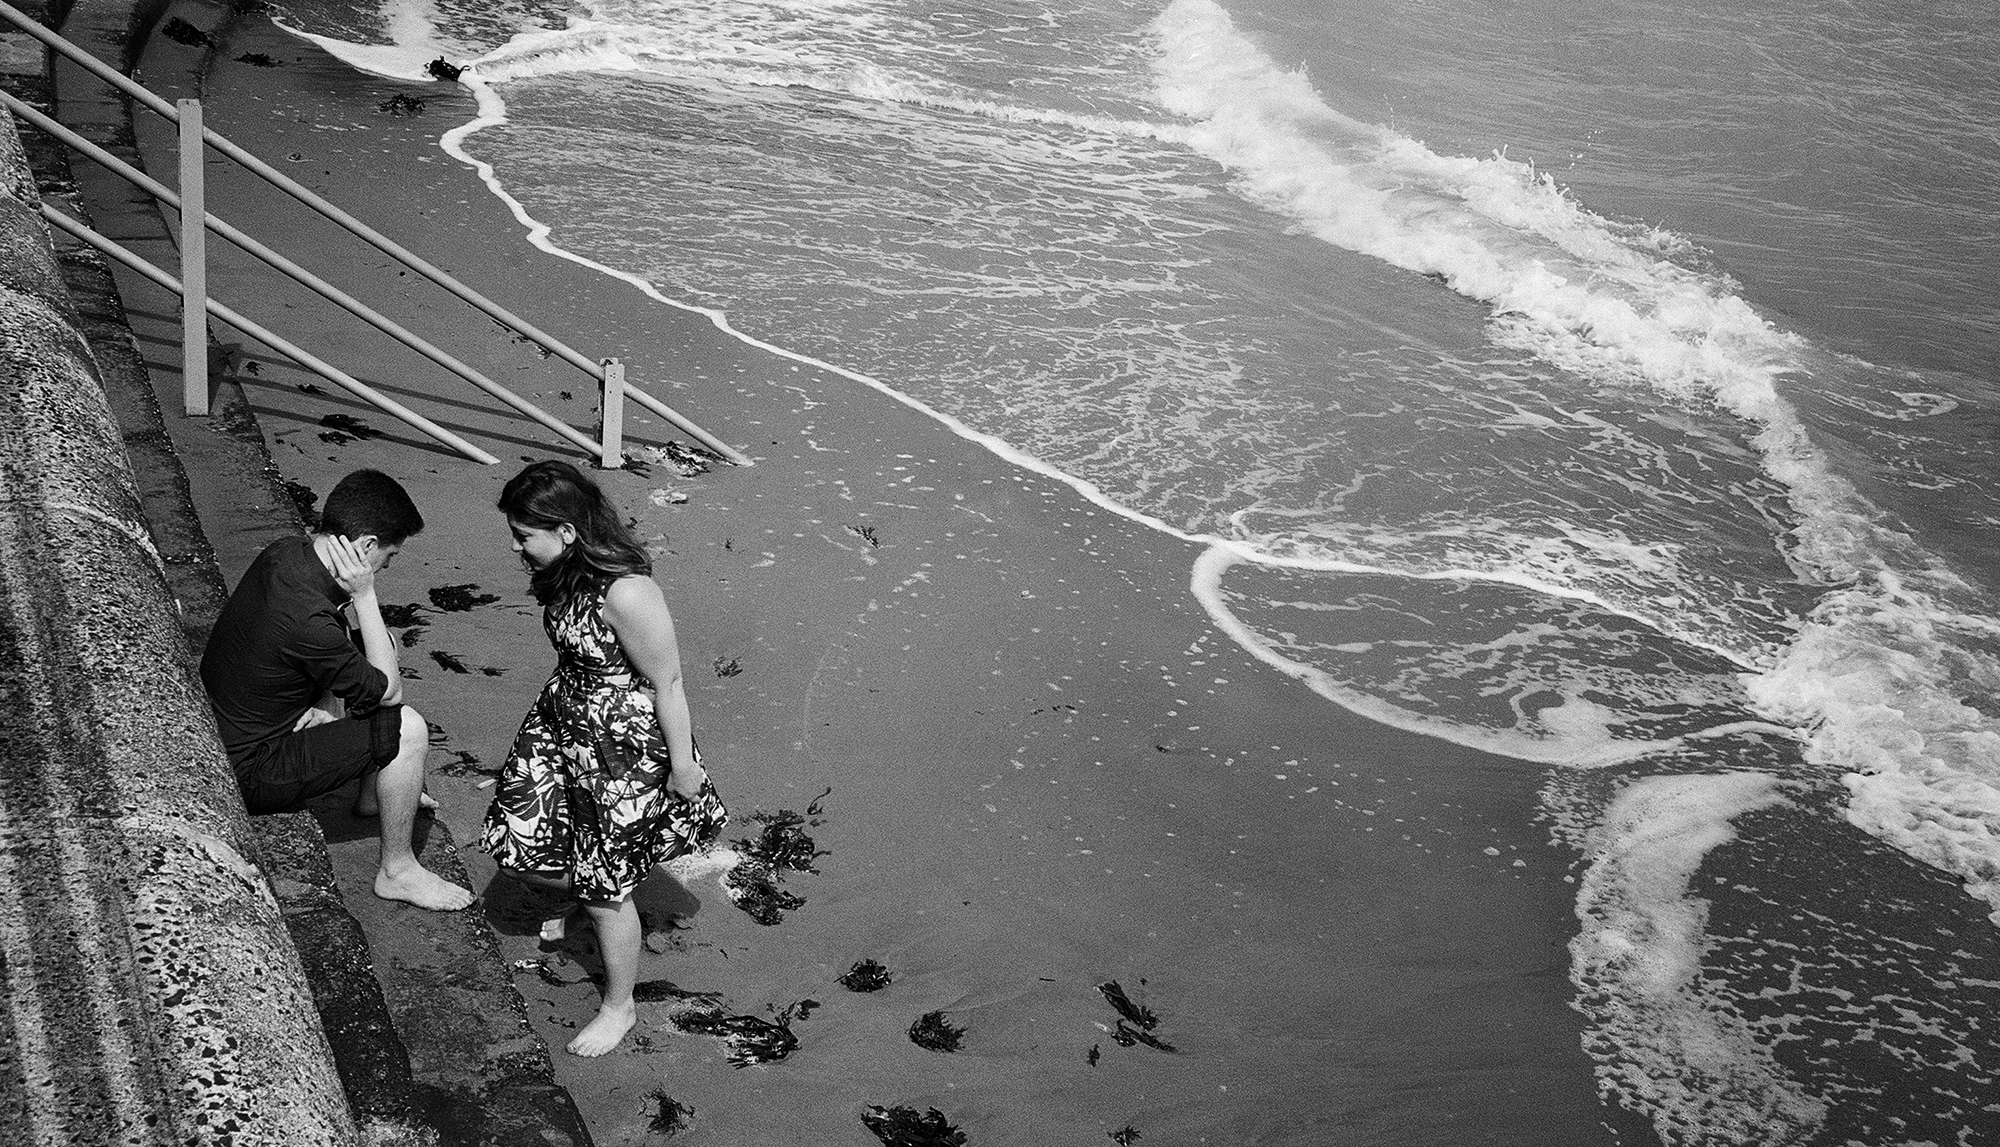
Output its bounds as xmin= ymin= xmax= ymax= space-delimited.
xmin=603 ymin=574 xmax=705 ymax=797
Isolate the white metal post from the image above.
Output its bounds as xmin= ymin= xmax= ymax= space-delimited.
xmin=176 ymin=98 xmax=208 ymax=415
xmin=598 ymin=357 xmax=625 ymax=469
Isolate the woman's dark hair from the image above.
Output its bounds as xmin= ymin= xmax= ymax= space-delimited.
xmin=319 ymin=469 xmax=424 ymax=544
xmin=498 ymin=460 xmax=651 ymax=605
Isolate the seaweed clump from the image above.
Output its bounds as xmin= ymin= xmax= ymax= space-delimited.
xmin=740 ymin=807 xmax=828 ymax=874
xmin=720 ymin=865 xmax=802 ymax=926
xmin=378 ymin=602 xmax=430 ymax=647
xmin=907 ymin=1010 xmax=964 ymax=1053
xmin=428 ymin=583 xmax=500 ymax=611
xmin=377 ymin=602 xmax=425 ymax=628
xmin=722 ymin=788 xmax=831 ymax=926
xmin=670 ymin=999 xmax=816 ymax=1068
xmin=640 ymin=441 xmax=714 ymax=477
xmin=378 ymin=93 xmax=425 ymax=116
xmin=839 ymin=959 xmax=891 ymax=993
xmin=319 ymin=412 xmax=381 ymax=440
xmin=646 ymin=1091 xmax=694 ymax=1137
xmin=1098 ymin=981 xmax=1175 ymax=1053
xmin=861 ymin=1105 xmax=965 ymax=1147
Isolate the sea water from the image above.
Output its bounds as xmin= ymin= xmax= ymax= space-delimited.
xmin=267 ymin=0 xmax=2000 ymax=1141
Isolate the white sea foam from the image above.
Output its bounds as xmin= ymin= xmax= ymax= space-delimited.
xmin=273 ymin=19 xmax=438 ymax=80
xmin=1148 ymin=0 xmax=2000 ymax=922
xmin=1148 ymin=0 xmax=1807 ymax=454
xmin=1570 ymin=772 xmax=1826 ymax=1145
xmin=455 ymin=12 xmax=1187 ymax=145
xmin=661 ymin=846 xmax=741 ymax=885
xmin=272 ymin=0 xmax=463 ymax=81
xmin=1190 ymin=545 xmax=1792 ymax=765
xmin=1747 ymin=574 xmax=2000 ymax=914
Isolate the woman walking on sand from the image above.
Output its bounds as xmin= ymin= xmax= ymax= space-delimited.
xmin=483 ymin=460 xmax=728 ymax=1057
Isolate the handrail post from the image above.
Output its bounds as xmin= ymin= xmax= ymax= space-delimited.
xmin=598 ymin=358 xmax=625 ymax=469
xmin=176 ymin=98 xmax=208 ymax=415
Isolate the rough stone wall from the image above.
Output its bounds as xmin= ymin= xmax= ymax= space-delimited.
xmin=0 ymin=104 xmax=358 ymax=1145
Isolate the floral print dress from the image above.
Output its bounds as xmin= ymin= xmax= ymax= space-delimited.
xmin=481 ymin=579 xmax=727 ymax=902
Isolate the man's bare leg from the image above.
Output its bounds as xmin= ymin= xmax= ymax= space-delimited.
xmin=569 ymin=896 xmax=641 ymax=1057
xmin=372 ymin=706 xmax=476 ymax=910
xmin=352 ymin=769 xmax=437 ymax=817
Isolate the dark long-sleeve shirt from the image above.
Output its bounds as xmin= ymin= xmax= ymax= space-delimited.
xmin=199 ymin=536 xmax=390 ymax=764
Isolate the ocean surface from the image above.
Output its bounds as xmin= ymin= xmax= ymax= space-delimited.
xmin=269 ymin=0 xmax=2000 ymax=1141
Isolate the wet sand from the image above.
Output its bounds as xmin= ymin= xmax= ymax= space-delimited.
xmin=135 ymin=12 xmax=1645 ymax=1145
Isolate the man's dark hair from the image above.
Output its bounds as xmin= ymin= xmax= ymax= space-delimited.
xmin=317 ymin=469 xmax=424 ymax=545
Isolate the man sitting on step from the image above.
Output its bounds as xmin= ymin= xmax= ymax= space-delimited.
xmin=200 ymin=468 xmax=474 ymax=911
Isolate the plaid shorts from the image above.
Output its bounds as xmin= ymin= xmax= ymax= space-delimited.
xmin=235 ymin=705 xmax=404 ymax=814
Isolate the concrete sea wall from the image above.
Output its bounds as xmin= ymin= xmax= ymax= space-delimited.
xmin=0 ymin=98 xmax=360 ymax=1143
xmin=2 ymin=1 xmax=594 ymax=1138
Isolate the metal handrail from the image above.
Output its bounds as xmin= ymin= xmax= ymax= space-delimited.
xmin=0 ymin=0 xmax=753 ymax=466
xmin=0 ymin=88 xmax=603 ymax=456
xmin=41 ymin=203 xmax=501 ymax=463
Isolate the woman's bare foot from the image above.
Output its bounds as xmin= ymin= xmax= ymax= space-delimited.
xmin=540 ymin=907 xmax=580 ymax=943
xmin=374 ymin=864 xmax=476 ymax=911
xmin=567 ymin=1001 xmax=637 ymax=1057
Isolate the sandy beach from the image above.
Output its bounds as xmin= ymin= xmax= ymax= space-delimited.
xmin=110 ymin=8 xmax=1659 ymax=1144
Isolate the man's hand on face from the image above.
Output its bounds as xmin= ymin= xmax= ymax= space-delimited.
xmin=326 ymin=535 xmax=378 ymax=599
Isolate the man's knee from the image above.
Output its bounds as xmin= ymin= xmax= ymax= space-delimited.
xmin=396 ymin=705 xmax=428 ymax=755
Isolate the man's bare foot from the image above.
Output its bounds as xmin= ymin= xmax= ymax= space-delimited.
xmin=567 ymin=1001 xmax=637 ymax=1057
xmin=354 ymin=788 xmax=439 ymax=817
xmin=374 ymin=865 xmax=476 ymax=911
